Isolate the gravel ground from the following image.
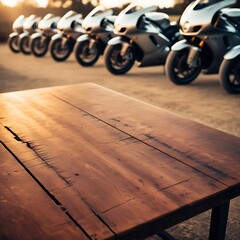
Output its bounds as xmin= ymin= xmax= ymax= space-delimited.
xmin=0 ymin=43 xmax=239 ymax=240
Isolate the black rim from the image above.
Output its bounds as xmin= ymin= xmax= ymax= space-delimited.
xmin=21 ymin=37 xmax=31 ymax=53
xmin=77 ymin=41 xmax=98 ymax=63
xmin=53 ymin=39 xmax=70 ymax=59
xmin=11 ymin=36 xmax=19 ymax=51
xmin=109 ymin=45 xmax=133 ymax=71
xmin=33 ymin=37 xmax=48 ymax=55
xmin=173 ymin=50 xmax=200 ymax=82
xmin=227 ymin=61 xmax=240 ymax=91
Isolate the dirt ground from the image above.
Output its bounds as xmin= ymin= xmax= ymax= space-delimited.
xmin=0 ymin=43 xmax=239 ymax=239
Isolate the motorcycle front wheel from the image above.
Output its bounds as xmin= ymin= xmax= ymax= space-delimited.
xmin=104 ymin=44 xmax=135 ymax=75
xmin=31 ymin=36 xmax=49 ymax=57
xmin=74 ymin=40 xmax=100 ymax=67
xmin=165 ymin=49 xmax=201 ymax=85
xmin=19 ymin=35 xmax=31 ymax=55
xmin=8 ymin=35 xmax=20 ymax=53
xmin=219 ymin=57 xmax=240 ymax=94
xmin=50 ymin=38 xmax=72 ymax=62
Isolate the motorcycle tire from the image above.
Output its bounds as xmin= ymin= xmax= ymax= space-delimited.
xmin=104 ymin=44 xmax=135 ymax=75
xmin=165 ymin=49 xmax=201 ymax=85
xmin=31 ymin=36 xmax=49 ymax=57
xmin=8 ymin=35 xmax=20 ymax=53
xmin=219 ymin=57 xmax=240 ymax=94
xmin=19 ymin=35 xmax=31 ymax=55
xmin=74 ymin=40 xmax=100 ymax=67
xmin=50 ymin=38 xmax=72 ymax=62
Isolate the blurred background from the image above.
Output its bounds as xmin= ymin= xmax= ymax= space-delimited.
xmin=0 ymin=0 xmax=193 ymax=42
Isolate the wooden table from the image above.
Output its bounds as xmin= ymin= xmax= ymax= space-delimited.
xmin=0 ymin=83 xmax=239 ymax=240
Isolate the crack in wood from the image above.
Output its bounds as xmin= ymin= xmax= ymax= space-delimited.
xmin=4 ymin=126 xmax=22 ymax=141
xmin=144 ymin=135 xmax=232 ymax=181
xmin=51 ymin=94 xmax=229 ymax=188
xmin=143 ymin=134 xmax=235 ymax=183
xmin=0 ymin=140 xmax=92 ymax=240
xmin=4 ymin=126 xmax=118 ymax=239
xmin=101 ymin=180 xmax=190 ymax=215
xmin=156 ymin=179 xmax=190 ymax=192
xmin=101 ymin=198 xmax=135 ymax=214
xmin=4 ymin=126 xmax=73 ymax=187
xmin=75 ymin=191 xmax=117 ymax=237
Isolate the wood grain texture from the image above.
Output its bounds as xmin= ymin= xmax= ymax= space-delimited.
xmin=0 ymin=83 xmax=239 ymax=240
xmin=48 ymin=83 xmax=240 ymax=186
xmin=0 ymin=124 xmax=113 ymax=240
xmin=0 ymin=144 xmax=89 ymax=240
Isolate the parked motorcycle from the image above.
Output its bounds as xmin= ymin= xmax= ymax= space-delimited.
xmin=104 ymin=2 xmax=180 ymax=75
xmin=74 ymin=6 xmax=116 ymax=67
xmin=8 ymin=15 xmax=26 ymax=53
xmin=30 ymin=13 xmax=60 ymax=57
xmin=165 ymin=0 xmax=240 ymax=85
xmin=218 ymin=9 xmax=240 ymax=94
xmin=50 ymin=11 xmax=83 ymax=62
xmin=18 ymin=14 xmax=42 ymax=55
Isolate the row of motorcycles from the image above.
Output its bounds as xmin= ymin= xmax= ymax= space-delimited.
xmin=8 ymin=0 xmax=240 ymax=94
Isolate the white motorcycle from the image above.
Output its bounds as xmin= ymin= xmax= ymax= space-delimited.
xmin=30 ymin=13 xmax=60 ymax=57
xmin=8 ymin=15 xmax=26 ymax=53
xmin=219 ymin=9 xmax=240 ymax=94
xmin=165 ymin=0 xmax=240 ymax=85
xmin=18 ymin=15 xmax=42 ymax=55
xmin=104 ymin=1 xmax=180 ymax=75
xmin=50 ymin=11 xmax=83 ymax=62
xmin=74 ymin=6 xmax=116 ymax=67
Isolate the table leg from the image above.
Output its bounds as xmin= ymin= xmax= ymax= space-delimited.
xmin=209 ymin=201 xmax=230 ymax=240
xmin=157 ymin=231 xmax=177 ymax=240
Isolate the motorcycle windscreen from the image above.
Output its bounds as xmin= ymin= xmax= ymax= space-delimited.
xmin=62 ymin=11 xmax=78 ymax=19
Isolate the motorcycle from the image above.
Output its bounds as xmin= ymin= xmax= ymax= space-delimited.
xmin=165 ymin=0 xmax=240 ymax=85
xmin=8 ymin=15 xmax=26 ymax=53
xmin=50 ymin=10 xmax=83 ymax=62
xmin=74 ymin=6 xmax=116 ymax=67
xmin=30 ymin=13 xmax=60 ymax=57
xmin=18 ymin=14 xmax=42 ymax=55
xmin=219 ymin=9 xmax=240 ymax=94
xmin=104 ymin=1 xmax=180 ymax=75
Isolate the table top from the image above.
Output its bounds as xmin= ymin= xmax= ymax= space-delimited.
xmin=1 ymin=83 xmax=240 ymax=240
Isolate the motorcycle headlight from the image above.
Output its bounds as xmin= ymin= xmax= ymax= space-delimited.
xmin=182 ymin=21 xmax=190 ymax=33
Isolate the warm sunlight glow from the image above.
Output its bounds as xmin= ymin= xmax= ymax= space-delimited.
xmin=35 ymin=0 xmax=48 ymax=7
xmin=1 ymin=0 xmax=175 ymax=8
xmin=83 ymin=0 xmax=175 ymax=8
xmin=1 ymin=0 xmax=19 ymax=7
xmin=99 ymin=0 xmax=131 ymax=8
xmin=157 ymin=0 xmax=175 ymax=8
xmin=130 ymin=0 xmax=175 ymax=9
xmin=1 ymin=0 xmax=49 ymax=7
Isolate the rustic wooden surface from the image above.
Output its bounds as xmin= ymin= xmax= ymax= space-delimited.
xmin=0 ymin=140 xmax=89 ymax=240
xmin=0 ymin=83 xmax=240 ymax=240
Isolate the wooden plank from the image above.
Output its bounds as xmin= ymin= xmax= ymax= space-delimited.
xmin=0 ymin=86 xmax=238 ymax=239
xmin=46 ymin=83 xmax=240 ymax=186
xmin=0 ymin=125 xmax=114 ymax=240
xmin=0 ymin=144 xmax=89 ymax=240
